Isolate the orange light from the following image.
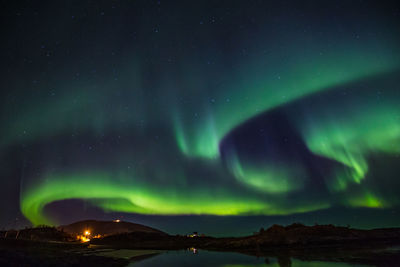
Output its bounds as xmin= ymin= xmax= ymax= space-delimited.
xmin=113 ymin=219 xmax=120 ymax=222
xmin=77 ymin=234 xmax=91 ymax=242
xmin=85 ymin=230 xmax=90 ymax=236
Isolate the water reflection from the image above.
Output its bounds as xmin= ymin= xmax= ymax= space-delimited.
xmin=188 ymin=247 xmax=198 ymax=254
xmin=129 ymin=249 xmax=366 ymax=267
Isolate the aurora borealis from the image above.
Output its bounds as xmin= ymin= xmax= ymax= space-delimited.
xmin=1 ymin=1 xmax=400 ymax=235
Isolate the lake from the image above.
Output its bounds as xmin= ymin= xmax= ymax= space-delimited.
xmin=127 ymin=249 xmax=367 ymax=267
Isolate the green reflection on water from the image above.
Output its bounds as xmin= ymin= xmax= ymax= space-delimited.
xmin=130 ymin=249 xmax=367 ymax=267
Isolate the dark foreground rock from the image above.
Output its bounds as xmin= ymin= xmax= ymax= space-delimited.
xmin=2 ymin=223 xmax=400 ymax=266
xmin=0 ymin=238 xmax=128 ymax=267
xmin=0 ymin=226 xmax=73 ymax=241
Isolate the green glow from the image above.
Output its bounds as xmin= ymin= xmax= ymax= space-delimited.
xmin=226 ymin=150 xmax=304 ymax=193
xmin=21 ymin=172 xmax=263 ymax=225
xmin=1 ymin=13 xmax=397 ymax=226
xmin=344 ymin=191 xmax=386 ymax=208
xmin=1 ymin=33 xmax=398 ymax=163
xmin=175 ymin=41 xmax=400 ymax=158
xmin=21 ymin=171 xmax=329 ymax=226
xmin=299 ymin=101 xmax=400 ymax=192
xmin=173 ymin=112 xmax=220 ymax=159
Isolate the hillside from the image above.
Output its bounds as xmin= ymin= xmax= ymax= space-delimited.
xmin=91 ymin=223 xmax=400 ymax=251
xmin=206 ymin=223 xmax=400 ymax=250
xmin=58 ymin=220 xmax=167 ymax=237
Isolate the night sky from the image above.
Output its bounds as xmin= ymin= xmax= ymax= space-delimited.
xmin=1 ymin=0 xmax=400 ymax=236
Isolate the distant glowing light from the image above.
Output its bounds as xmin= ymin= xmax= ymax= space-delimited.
xmin=77 ymin=230 xmax=91 ymax=243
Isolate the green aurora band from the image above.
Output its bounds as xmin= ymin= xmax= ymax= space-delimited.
xmin=1 ymin=10 xmax=398 ymax=226
xmin=19 ymin=68 xmax=400 ymax=225
xmin=174 ymin=41 xmax=400 ymax=159
xmin=21 ymin=172 xmax=330 ymax=226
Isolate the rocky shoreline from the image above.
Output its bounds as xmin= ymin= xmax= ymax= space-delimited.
xmin=2 ymin=223 xmax=400 ymax=266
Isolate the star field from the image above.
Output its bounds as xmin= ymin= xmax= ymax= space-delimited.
xmin=1 ymin=0 xmax=400 ymax=235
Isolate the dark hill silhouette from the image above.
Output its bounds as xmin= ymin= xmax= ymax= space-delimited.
xmin=2 ymin=222 xmax=400 ymax=266
xmin=58 ymin=220 xmax=167 ymax=237
xmin=1 ymin=226 xmax=72 ymax=241
xmin=92 ymin=223 xmax=400 ymax=252
xmin=205 ymin=223 xmax=400 ymax=250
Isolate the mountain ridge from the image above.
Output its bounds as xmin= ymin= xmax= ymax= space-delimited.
xmin=58 ymin=219 xmax=167 ymax=237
